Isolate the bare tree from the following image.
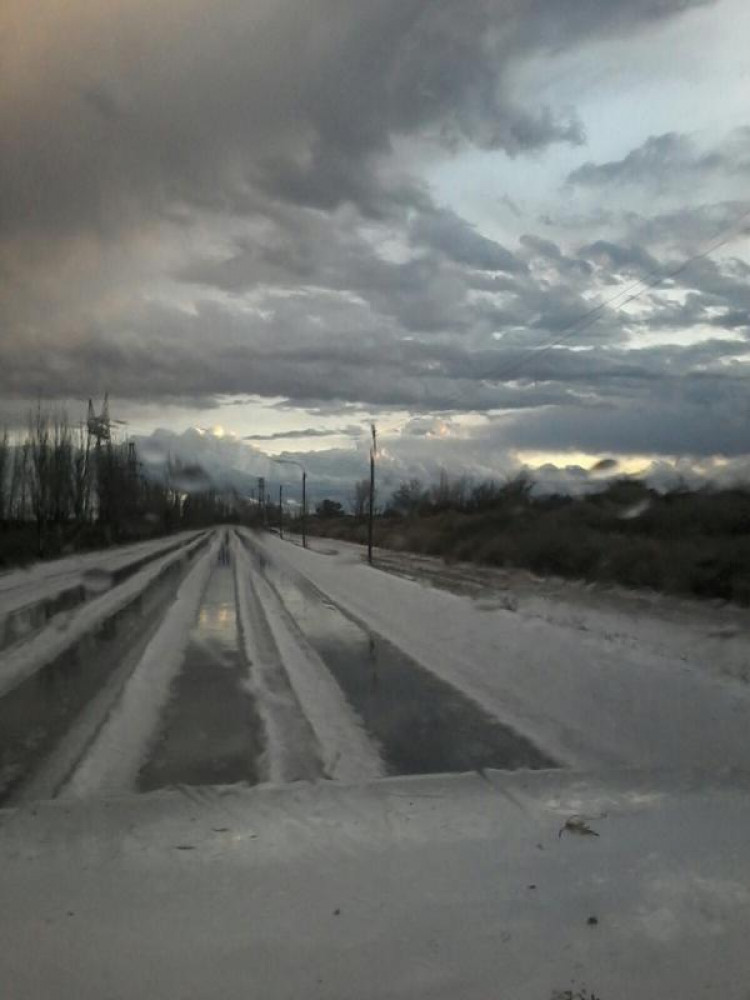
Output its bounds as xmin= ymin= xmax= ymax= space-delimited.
xmin=351 ymin=478 xmax=370 ymax=519
xmin=0 ymin=401 xmax=254 ymax=562
xmin=72 ymin=422 xmax=91 ymax=524
xmin=50 ymin=412 xmax=74 ymax=525
xmin=8 ymin=440 xmax=29 ymax=521
xmin=28 ymin=404 xmax=53 ymax=554
xmin=0 ymin=429 xmax=8 ymax=524
xmin=427 ymin=470 xmax=471 ymax=511
xmin=390 ymin=478 xmax=427 ymax=517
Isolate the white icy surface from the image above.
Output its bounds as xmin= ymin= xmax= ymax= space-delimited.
xmin=0 ymin=533 xmax=207 ymax=698
xmin=247 ymin=532 xmax=750 ymax=771
xmin=1 ymin=770 xmax=749 ymax=1000
xmin=0 ymin=530 xmax=204 ymax=617
xmin=234 ymin=536 xmax=384 ymax=783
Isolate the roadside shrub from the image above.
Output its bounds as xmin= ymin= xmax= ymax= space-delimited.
xmin=603 ymin=538 xmax=666 ymax=590
xmin=307 ymin=477 xmax=750 ymax=607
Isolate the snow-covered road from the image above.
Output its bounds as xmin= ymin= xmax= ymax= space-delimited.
xmin=2 ymin=527 xmax=750 ymax=807
xmin=6 ymin=526 xmax=750 ymax=997
xmin=0 ymin=529 xmax=206 ymax=652
xmin=248 ymin=531 xmax=750 ymax=772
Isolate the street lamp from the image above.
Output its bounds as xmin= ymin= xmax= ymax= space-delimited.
xmin=368 ymin=423 xmax=376 ymax=565
xmin=272 ymin=458 xmax=307 ymax=549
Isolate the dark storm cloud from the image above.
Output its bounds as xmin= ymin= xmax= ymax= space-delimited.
xmin=410 ymin=208 xmax=524 ymax=273
xmin=7 ymin=280 xmax=748 ymax=426
xmin=3 ymin=224 xmax=749 ymax=442
xmin=567 ymin=128 xmax=750 ymax=190
xmin=180 ymin=201 xmax=526 ymax=334
xmin=577 ymin=240 xmax=659 ymax=276
xmin=502 ymin=395 xmax=750 ymax=457
xmin=3 ymin=0 xmax=739 ymax=466
xmin=519 ymin=234 xmax=593 ymax=279
xmin=622 ymin=200 xmax=750 ymax=253
xmin=709 ymin=309 xmax=750 ymax=330
xmin=1 ymin=0 xmax=712 ymax=242
xmin=568 ymin=133 xmax=695 ymax=189
xmin=244 ymin=426 xmax=362 ymax=442
xmin=626 ymin=254 xmax=750 ymax=334
xmin=180 ymin=203 xmax=630 ymax=354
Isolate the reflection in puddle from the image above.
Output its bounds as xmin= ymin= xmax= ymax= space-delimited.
xmin=0 ymin=540 xmax=207 ymax=805
xmin=138 ymin=564 xmax=264 ymax=791
xmin=245 ymin=540 xmax=556 ymax=776
xmin=198 ymin=604 xmax=233 ymax=628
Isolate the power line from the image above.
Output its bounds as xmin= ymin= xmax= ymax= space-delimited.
xmin=483 ymin=204 xmax=750 ymax=385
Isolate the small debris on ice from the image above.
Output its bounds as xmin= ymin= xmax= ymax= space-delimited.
xmin=558 ymin=816 xmax=600 ymax=838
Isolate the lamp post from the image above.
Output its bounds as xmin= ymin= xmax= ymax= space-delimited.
xmin=272 ymin=458 xmax=307 ymax=549
xmin=367 ymin=423 xmax=376 ymax=565
xmin=278 ymin=484 xmax=283 ymax=539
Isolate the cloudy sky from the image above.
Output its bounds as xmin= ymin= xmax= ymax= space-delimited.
xmin=2 ymin=0 xmax=750 ymax=500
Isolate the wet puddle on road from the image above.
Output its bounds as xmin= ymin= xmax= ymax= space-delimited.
xmin=138 ymin=562 xmax=264 ymax=792
xmin=247 ymin=542 xmax=556 ymax=776
xmin=0 ymin=540 xmax=208 ymax=805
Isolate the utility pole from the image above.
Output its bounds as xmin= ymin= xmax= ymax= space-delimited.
xmin=278 ymin=484 xmax=283 ymax=539
xmin=271 ymin=458 xmax=307 ymax=549
xmin=257 ymin=476 xmax=265 ymax=525
xmin=367 ymin=423 xmax=376 ymax=565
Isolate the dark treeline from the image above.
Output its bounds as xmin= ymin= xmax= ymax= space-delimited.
xmin=0 ymin=406 xmax=242 ymax=567
xmin=308 ymin=470 xmax=750 ymax=606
